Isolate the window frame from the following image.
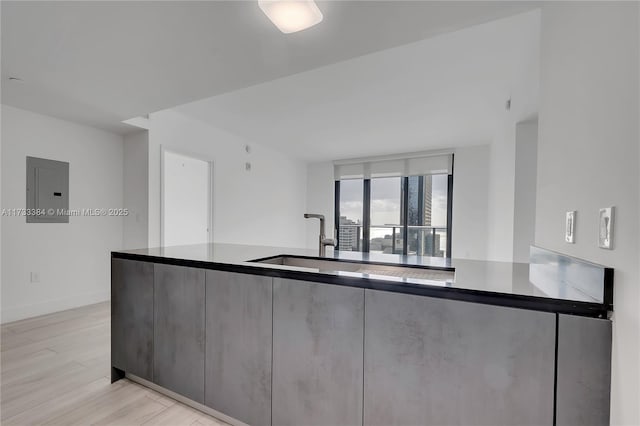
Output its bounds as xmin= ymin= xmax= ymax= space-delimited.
xmin=334 ymin=155 xmax=454 ymax=258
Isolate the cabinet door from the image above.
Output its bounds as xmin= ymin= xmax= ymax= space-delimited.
xmin=154 ymin=264 xmax=205 ymax=403
xmin=364 ymin=289 xmax=556 ymax=426
xmin=556 ymin=314 xmax=611 ymax=425
xmin=205 ymin=271 xmax=272 ymax=426
xmin=272 ymin=278 xmax=364 ymax=426
xmin=111 ymin=258 xmax=154 ymax=381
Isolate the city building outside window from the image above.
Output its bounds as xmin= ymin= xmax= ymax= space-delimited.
xmin=334 ymin=153 xmax=453 ymax=258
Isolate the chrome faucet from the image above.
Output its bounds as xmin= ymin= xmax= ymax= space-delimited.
xmin=304 ymin=213 xmax=335 ymax=257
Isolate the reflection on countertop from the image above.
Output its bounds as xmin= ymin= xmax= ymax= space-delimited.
xmin=113 ymin=243 xmax=612 ymax=318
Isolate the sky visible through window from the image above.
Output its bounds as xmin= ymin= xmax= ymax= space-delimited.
xmin=339 ymin=179 xmax=363 ymax=224
xmin=339 ymin=175 xmax=448 ymax=227
xmin=370 ymin=177 xmax=401 ymax=226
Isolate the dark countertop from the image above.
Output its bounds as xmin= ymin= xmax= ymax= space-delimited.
xmin=112 ymin=243 xmax=612 ymax=318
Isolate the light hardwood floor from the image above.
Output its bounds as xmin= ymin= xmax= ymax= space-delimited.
xmin=1 ymin=302 xmax=229 ymax=426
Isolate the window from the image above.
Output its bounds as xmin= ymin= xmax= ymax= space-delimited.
xmin=369 ymin=177 xmax=403 ymax=254
xmin=337 ymin=179 xmax=363 ymax=251
xmin=406 ymin=174 xmax=450 ymax=257
xmin=334 ymin=154 xmax=453 ymax=258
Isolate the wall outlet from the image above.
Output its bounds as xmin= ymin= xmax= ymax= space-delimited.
xmin=30 ymin=272 xmax=40 ymax=283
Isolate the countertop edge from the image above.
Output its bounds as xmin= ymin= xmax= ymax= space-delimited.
xmin=111 ymin=251 xmax=609 ymax=319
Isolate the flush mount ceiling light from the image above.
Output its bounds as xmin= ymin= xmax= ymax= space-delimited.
xmin=258 ymin=0 xmax=323 ymax=34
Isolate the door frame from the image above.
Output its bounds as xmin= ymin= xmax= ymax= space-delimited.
xmin=160 ymin=146 xmax=214 ymax=247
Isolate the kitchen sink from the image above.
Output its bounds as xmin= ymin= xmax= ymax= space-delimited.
xmin=251 ymin=255 xmax=455 ymax=282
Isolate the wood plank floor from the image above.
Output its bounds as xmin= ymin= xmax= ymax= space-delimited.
xmin=1 ymin=302 xmax=230 ymax=426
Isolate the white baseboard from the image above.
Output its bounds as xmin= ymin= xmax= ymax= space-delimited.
xmin=1 ymin=291 xmax=110 ymax=324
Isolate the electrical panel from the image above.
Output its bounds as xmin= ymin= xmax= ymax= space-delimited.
xmin=26 ymin=156 xmax=69 ymax=223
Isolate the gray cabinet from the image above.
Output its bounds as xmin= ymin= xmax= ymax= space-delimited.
xmin=154 ymin=264 xmax=206 ymax=403
xmin=363 ymin=289 xmax=556 ymax=426
xmin=111 ymin=258 xmax=154 ymax=381
xmin=272 ymin=278 xmax=364 ymax=426
xmin=204 ymin=270 xmax=273 ymax=426
xmin=111 ymin=258 xmax=611 ymax=426
xmin=556 ymin=314 xmax=612 ymax=426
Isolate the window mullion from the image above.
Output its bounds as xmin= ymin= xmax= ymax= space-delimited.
xmin=362 ymin=179 xmax=371 ymax=253
xmin=334 ymin=180 xmax=340 ymax=251
xmin=446 ymin=173 xmax=454 ymax=259
xmin=402 ymin=176 xmax=409 ymax=256
xmin=445 ymin=153 xmax=455 ymax=259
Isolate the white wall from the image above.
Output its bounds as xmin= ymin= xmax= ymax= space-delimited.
xmin=485 ymin=117 xmax=517 ymax=262
xmin=537 ymin=3 xmax=639 ymax=424
xmin=451 ymin=145 xmax=490 ymax=260
xmin=305 ymin=162 xmax=335 ymax=252
xmin=512 ymin=120 xmax=538 ymax=263
xmin=147 ymin=109 xmax=307 ymax=249
xmin=1 ymin=105 xmax=124 ymax=323
xmin=123 ymin=130 xmax=149 ymax=249
xmin=485 ymin=119 xmax=540 ymax=263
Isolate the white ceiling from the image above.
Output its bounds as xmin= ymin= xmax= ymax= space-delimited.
xmin=176 ymin=9 xmax=541 ymax=161
xmin=2 ymin=1 xmax=538 ymax=133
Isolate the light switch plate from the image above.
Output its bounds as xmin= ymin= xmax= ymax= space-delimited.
xmin=598 ymin=207 xmax=614 ymax=249
xmin=565 ymin=211 xmax=576 ymax=243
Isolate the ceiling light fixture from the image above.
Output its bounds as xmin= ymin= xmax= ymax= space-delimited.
xmin=258 ymin=0 xmax=323 ymax=34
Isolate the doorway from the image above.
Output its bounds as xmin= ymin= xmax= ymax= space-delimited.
xmin=161 ymin=148 xmax=213 ymax=247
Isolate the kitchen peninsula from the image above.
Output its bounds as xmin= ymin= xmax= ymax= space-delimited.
xmin=111 ymin=243 xmax=613 ymax=426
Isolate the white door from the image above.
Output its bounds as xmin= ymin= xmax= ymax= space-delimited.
xmin=162 ymin=150 xmax=211 ymax=247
